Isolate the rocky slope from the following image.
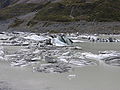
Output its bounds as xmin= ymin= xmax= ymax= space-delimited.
xmin=0 ymin=0 xmax=11 ymax=8
xmin=1 ymin=0 xmax=120 ymax=21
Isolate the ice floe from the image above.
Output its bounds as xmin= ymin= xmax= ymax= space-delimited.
xmin=0 ymin=46 xmax=5 ymax=60
xmin=67 ymin=74 xmax=76 ymax=80
xmin=24 ymin=35 xmax=47 ymax=41
xmin=82 ymin=51 xmax=119 ymax=60
xmin=33 ymin=63 xmax=71 ymax=73
xmin=82 ymin=51 xmax=120 ymax=66
xmin=0 ymin=32 xmax=120 ymax=73
xmin=50 ymin=35 xmax=73 ymax=46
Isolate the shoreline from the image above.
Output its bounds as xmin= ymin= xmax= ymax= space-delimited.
xmin=0 ymin=20 xmax=120 ymax=34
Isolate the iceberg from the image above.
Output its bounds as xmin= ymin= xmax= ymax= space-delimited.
xmin=50 ymin=35 xmax=73 ymax=46
xmin=24 ymin=35 xmax=47 ymax=41
xmin=82 ymin=51 xmax=120 ymax=60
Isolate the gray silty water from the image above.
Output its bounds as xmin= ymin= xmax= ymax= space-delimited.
xmin=76 ymin=42 xmax=120 ymax=54
xmin=0 ymin=32 xmax=120 ymax=90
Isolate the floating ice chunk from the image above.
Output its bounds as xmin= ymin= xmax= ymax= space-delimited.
xmin=99 ymin=50 xmax=118 ymax=54
xmin=24 ymin=35 xmax=47 ymax=41
xmin=72 ymin=40 xmax=85 ymax=43
xmin=68 ymin=74 xmax=76 ymax=77
xmin=33 ymin=49 xmax=41 ymax=54
xmin=82 ymin=52 xmax=101 ymax=60
xmin=99 ymin=53 xmax=118 ymax=59
xmin=58 ymin=55 xmax=95 ymax=66
xmin=31 ymin=57 xmax=41 ymax=61
xmin=4 ymin=54 xmax=17 ymax=61
xmin=99 ymin=51 xmax=120 ymax=66
xmin=82 ymin=51 xmax=120 ymax=60
xmin=0 ymin=50 xmax=4 ymax=56
xmin=0 ymin=56 xmax=4 ymax=60
xmin=51 ymin=35 xmax=73 ymax=46
xmin=20 ymin=48 xmax=30 ymax=52
xmin=62 ymin=52 xmax=71 ymax=56
xmin=22 ymin=41 xmax=29 ymax=46
xmin=0 ymin=46 xmax=5 ymax=60
xmin=68 ymin=36 xmax=78 ymax=39
xmin=59 ymin=58 xmax=68 ymax=63
xmin=80 ymin=35 xmax=98 ymax=39
xmin=11 ymin=60 xmax=28 ymax=67
xmin=52 ymin=37 xmax=68 ymax=46
xmin=67 ymin=74 xmax=76 ymax=80
xmin=61 ymin=36 xmax=73 ymax=45
xmin=0 ymin=34 xmax=12 ymax=40
xmin=34 ymin=63 xmax=71 ymax=73
xmin=70 ymin=46 xmax=82 ymax=50
xmin=69 ymin=60 xmax=85 ymax=66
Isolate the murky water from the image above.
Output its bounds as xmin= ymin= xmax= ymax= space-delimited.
xmin=0 ymin=35 xmax=120 ymax=90
xmin=77 ymin=42 xmax=120 ymax=53
xmin=1 ymin=58 xmax=120 ymax=90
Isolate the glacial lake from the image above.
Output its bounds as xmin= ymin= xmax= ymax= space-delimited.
xmin=0 ymin=36 xmax=120 ymax=90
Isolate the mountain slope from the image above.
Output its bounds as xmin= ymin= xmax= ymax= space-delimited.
xmin=32 ymin=0 xmax=120 ymax=22
xmin=0 ymin=0 xmax=120 ymax=22
xmin=89 ymin=0 xmax=120 ymax=21
xmin=0 ymin=0 xmax=11 ymax=8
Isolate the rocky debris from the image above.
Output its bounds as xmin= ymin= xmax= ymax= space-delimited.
xmin=34 ymin=63 xmax=71 ymax=73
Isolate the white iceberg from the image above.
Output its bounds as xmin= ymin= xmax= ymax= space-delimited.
xmin=72 ymin=40 xmax=85 ymax=43
xmin=0 ymin=34 xmax=12 ymax=40
xmin=52 ymin=37 xmax=68 ymax=46
xmin=24 ymin=35 xmax=47 ymax=41
xmin=50 ymin=35 xmax=73 ymax=46
xmin=82 ymin=51 xmax=119 ymax=60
